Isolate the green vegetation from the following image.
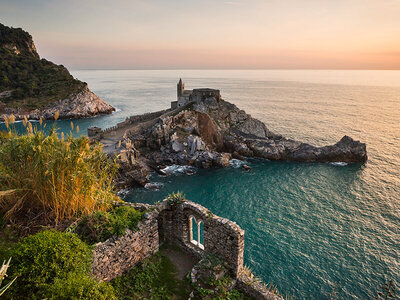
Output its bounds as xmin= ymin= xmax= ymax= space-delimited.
xmin=111 ymin=252 xmax=186 ymax=299
xmin=166 ymin=191 xmax=186 ymax=205
xmin=0 ymin=23 xmax=85 ymax=110
xmin=5 ymin=230 xmax=96 ymax=299
xmin=0 ymin=23 xmax=38 ymax=58
xmin=74 ymin=206 xmax=144 ymax=244
xmin=189 ymin=254 xmax=248 ymax=299
xmin=0 ymin=119 xmax=118 ymax=226
xmin=192 ymin=276 xmax=245 ymax=300
xmin=46 ymin=273 xmax=117 ymax=300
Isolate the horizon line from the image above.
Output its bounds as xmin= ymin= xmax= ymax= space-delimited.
xmin=69 ymin=68 xmax=400 ymax=71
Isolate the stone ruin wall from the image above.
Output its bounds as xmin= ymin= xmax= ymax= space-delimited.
xmin=91 ymin=200 xmax=282 ymax=299
xmin=158 ymin=200 xmax=244 ymax=278
xmin=91 ymin=205 xmax=159 ymax=281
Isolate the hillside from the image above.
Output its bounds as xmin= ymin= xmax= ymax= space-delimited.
xmin=0 ymin=23 xmax=114 ymax=119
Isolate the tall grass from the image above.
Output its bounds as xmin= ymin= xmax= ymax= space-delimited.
xmin=0 ymin=114 xmax=118 ymax=225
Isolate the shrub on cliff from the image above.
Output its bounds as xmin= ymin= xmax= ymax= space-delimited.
xmin=6 ymin=230 xmax=92 ymax=298
xmin=46 ymin=273 xmax=117 ymax=300
xmin=74 ymin=206 xmax=144 ymax=244
xmin=0 ymin=118 xmax=118 ymax=226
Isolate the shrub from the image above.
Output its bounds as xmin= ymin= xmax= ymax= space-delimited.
xmin=75 ymin=206 xmax=144 ymax=244
xmin=0 ymin=120 xmax=118 ymax=225
xmin=46 ymin=273 xmax=117 ymax=300
xmin=7 ymin=230 xmax=92 ymax=298
xmin=166 ymin=191 xmax=186 ymax=205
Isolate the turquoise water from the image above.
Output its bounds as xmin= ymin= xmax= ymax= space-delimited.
xmin=4 ymin=70 xmax=400 ymax=299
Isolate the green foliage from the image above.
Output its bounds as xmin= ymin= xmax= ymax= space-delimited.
xmin=75 ymin=206 xmax=144 ymax=244
xmin=112 ymin=252 xmax=180 ymax=299
xmin=46 ymin=272 xmax=117 ymax=300
xmin=7 ymin=230 xmax=92 ymax=298
xmin=0 ymin=124 xmax=118 ymax=225
xmin=166 ymin=191 xmax=186 ymax=205
xmin=0 ymin=23 xmax=38 ymax=58
xmin=0 ymin=23 xmax=85 ymax=110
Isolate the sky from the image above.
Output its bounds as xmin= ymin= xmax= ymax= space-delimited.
xmin=1 ymin=0 xmax=400 ymax=70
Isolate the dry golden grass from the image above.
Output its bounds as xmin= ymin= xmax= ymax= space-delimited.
xmin=0 ymin=114 xmax=118 ymax=225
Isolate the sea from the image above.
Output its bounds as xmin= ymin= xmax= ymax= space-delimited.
xmin=7 ymin=70 xmax=400 ymax=299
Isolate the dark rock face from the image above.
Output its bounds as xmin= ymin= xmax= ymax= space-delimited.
xmin=192 ymin=98 xmax=367 ymax=163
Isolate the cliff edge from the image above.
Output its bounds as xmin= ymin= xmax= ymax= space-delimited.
xmin=0 ymin=23 xmax=114 ymax=120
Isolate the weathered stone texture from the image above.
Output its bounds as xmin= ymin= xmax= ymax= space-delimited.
xmin=91 ymin=200 xmax=281 ymax=299
xmin=92 ymin=210 xmax=159 ymax=281
xmin=158 ymin=200 xmax=244 ymax=278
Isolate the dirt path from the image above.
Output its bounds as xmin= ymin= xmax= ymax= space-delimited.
xmin=162 ymin=246 xmax=198 ymax=280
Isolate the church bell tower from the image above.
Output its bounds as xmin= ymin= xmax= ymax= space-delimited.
xmin=177 ymin=78 xmax=184 ymax=98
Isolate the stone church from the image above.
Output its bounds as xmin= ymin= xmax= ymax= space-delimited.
xmin=171 ymin=78 xmax=221 ymax=109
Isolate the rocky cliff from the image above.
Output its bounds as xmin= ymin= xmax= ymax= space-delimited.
xmin=0 ymin=23 xmax=114 ymax=120
xmin=2 ymin=84 xmax=114 ymax=120
xmin=95 ymin=97 xmax=367 ymax=188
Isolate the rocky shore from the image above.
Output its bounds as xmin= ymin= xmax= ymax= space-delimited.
xmin=0 ymin=84 xmax=115 ymax=121
xmin=91 ymin=96 xmax=367 ymax=188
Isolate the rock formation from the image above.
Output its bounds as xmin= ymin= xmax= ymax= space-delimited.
xmin=1 ymin=84 xmax=115 ymax=120
xmin=95 ymin=96 xmax=367 ymax=187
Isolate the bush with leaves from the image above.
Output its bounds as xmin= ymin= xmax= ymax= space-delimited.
xmin=166 ymin=191 xmax=186 ymax=205
xmin=6 ymin=230 xmax=92 ymax=298
xmin=45 ymin=272 xmax=117 ymax=300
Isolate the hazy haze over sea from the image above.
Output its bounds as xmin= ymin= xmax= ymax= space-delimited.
xmin=32 ymin=70 xmax=400 ymax=299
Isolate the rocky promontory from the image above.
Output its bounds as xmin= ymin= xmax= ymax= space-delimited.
xmin=1 ymin=84 xmax=114 ymax=120
xmin=0 ymin=23 xmax=114 ymax=120
xmin=91 ymin=95 xmax=367 ymax=188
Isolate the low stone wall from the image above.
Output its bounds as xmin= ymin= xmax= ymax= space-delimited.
xmin=92 ymin=209 xmax=159 ymax=281
xmin=88 ymin=109 xmax=173 ymax=138
xmin=126 ymin=108 xmax=172 ymax=125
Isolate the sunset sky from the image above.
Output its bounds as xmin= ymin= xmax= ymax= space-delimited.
xmin=1 ymin=0 xmax=400 ymax=69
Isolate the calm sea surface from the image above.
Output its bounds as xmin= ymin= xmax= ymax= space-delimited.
xmin=11 ymin=70 xmax=400 ymax=299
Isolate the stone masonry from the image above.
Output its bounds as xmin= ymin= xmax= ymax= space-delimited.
xmin=158 ymin=200 xmax=244 ymax=278
xmin=92 ymin=207 xmax=159 ymax=281
xmin=91 ymin=200 xmax=282 ymax=299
